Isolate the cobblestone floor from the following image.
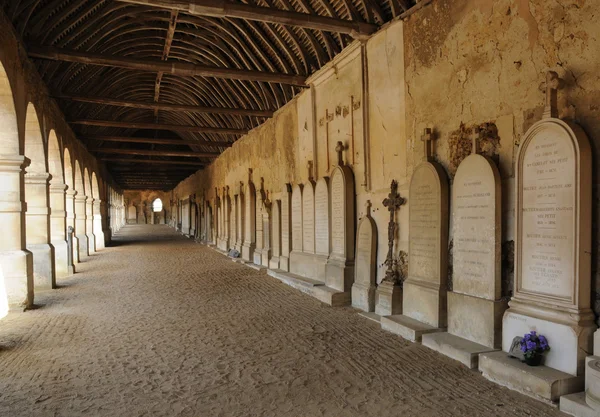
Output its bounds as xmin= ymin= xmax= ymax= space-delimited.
xmin=0 ymin=225 xmax=566 ymax=416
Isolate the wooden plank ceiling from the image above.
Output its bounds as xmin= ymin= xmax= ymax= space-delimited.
xmin=3 ymin=0 xmax=418 ymax=190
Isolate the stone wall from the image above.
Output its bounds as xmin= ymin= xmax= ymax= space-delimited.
xmin=172 ymin=0 xmax=600 ymax=312
xmin=402 ymin=0 xmax=600 ymax=312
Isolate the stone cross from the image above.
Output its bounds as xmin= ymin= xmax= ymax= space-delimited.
xmin=335 ymin=141 xmax=344 ymax=166
xmin=469 ymin=126 xmax=481 ymax=155
xmin=239 ymin=181 xmax=244 ymax=193
xmin=365 ymin=199 xmax=372 ymax=217
xmin=382 ymin=180 xmax=406 ymax=284
xmin=248 ymin=168 xmax=253 ymax=183
xmin=421 ymin=128 xmax=433 ymax=162
xmin=543 ymin=71 xmax=562 ymax=119
xmin=307 ymin=160 xmax=314 ymax=182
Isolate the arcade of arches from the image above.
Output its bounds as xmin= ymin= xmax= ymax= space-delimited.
xmin=0 ymin=1 xmax=600 ymax=416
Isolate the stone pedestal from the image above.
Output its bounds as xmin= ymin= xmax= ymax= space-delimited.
xmin=375 ymin=281 xmax=402 ymax=316
xmin=352 ymin=281 xmax=376 ymax=312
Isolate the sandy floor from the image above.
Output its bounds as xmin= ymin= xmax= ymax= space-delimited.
xmin=0 ymin=225 xmax=566 ymax=417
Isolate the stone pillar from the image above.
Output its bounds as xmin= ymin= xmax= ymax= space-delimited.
xmin=261 ymin=199 xmax=271 ymax=267
xmin=25 ymin=172 xmax=55 ymax=290
xmin=49 ymin=182 xmax=71 ymax=278
xmin=0 ymin=156 xmax=34 ymax=309
xmin=74 ymin=194 xmax=88 ymax=259
xmin=65 ymin=189 xmax=78 ymax=264
xmin=85 ymin=197 xmax=96 ymax=252
xmin=102 ymin=200 xmax=111 ymax=246
xmin=93 ymin=199 xmax=105 ymax=250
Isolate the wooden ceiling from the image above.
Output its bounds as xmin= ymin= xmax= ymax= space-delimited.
xmin=3 ymin=0 xmax=419 ymax=190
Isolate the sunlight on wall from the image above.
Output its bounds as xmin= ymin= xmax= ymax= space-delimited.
xmin=0 ymin=266 xmax=8 ymax=319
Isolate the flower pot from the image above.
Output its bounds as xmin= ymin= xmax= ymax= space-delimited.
xmin=524 ymin=355 xmax=542 ymax=366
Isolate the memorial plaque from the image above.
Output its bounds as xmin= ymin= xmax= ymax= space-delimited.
xmin=255 ymin=191 xmax=264 ymax=250
xmin=281 ymin=185 xmax=292 ymax=257
xmin=330 ymin=169 xmax=346 ymax=256
xmin=355 ymin=214 xmax=376 ymax=284
xmin=520 ymin=129 xmax=576 ymax=299
xmin=272 ymin=200 xmax=281 ymax=257
xmin=244 ymin=183 xmax=256 ymax=245
xmin=453 ymin=154 xmax=501 ymax=300
xmin=408 ymin=166 xmax=445 ymax=284
xmin=302 ymin=182 xmax=315 ymax=254
xmin=315 ymin=178 xmax=330 ymax=256
xmin=291 ymin=185 xmax=303 ymax=251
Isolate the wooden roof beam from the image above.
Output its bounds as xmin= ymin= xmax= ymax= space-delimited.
xmin=102 ymin=157 xmax=205 ymax=166
xmin=91 ymin=148 xmax=218 ymax=158
xmin=116 ymin=0 xmax=378 ymax=37
xmin=70 ymin=119 xmax=246 ymax=135
xmin=82 ymin=135 xmax=233 ymax=147
xmin=28 ymin=45 xmax=307 ymax=86
xmin=58 ymin=95 xmax=273 ymax=117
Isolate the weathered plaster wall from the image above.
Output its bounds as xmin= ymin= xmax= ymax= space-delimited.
xmin=172 ymin=0 xmax=600 ymax=302
xmin=402 ymin=0 xmax=600 ymax=309
xmin=173 ymin=20 xmax=409 ymax=283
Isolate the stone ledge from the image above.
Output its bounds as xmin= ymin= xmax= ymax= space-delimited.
xmin=479 ymin=351 xmax=583 ymax=403
xmin=380 ymin=314 xmax=443 ymax=342
xmin=560 ymin=392 xmax=598 ymax=417
xmin=358 ymin=311 xmax=381 ymax=324
xmin=422 ymin=332 xmax=496 ymax=369
xmin=267 ymin=269 xmax=350 ymax=307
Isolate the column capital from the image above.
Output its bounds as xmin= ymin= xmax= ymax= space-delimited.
xmin=0 ymin=154 xmax=29 ymax=171
xmin=66 ymin=189 xmax=77 ymax=197
xmin=49 ymin=182 xmax=68 ymax=192
xmin=24 ymin=172 xmax=51 ymax=185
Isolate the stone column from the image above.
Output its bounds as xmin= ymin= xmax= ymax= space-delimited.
xmin=0 ymin=156 xmax=34 ymax=309
xmin=74 ymin=194 xmax=88 ymax=259
xmin=102 ymin=200 xmax=111 ymax=246
xmin=25 ymin=172 xmax=55 ymax=290
xmin=65 ymin=189 xmax=78 ymax=264
xmin=85 ymin=197 xmax=96 ymax=252
xmin=49 ymin=181 xmax=71 ymax=278
xmin=93 ymin=199 xmax=105 ymax=250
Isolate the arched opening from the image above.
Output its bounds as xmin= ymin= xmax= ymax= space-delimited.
xmin=84 ymin=168 xmax=95 ymax=253
xmin=91 ymin=172 xmax=105 ymax=250
xmin=48 ymin=130 xmax=69 ymax=279
xmin=0 ymin=60 xmax=32 ymax=311
xmin=152 ymin=198 xmax=164 ymax=224
xmin=24 ymin=103 xmax=54 ymax=290
xmin=73 ymin=160 xmax=88 ymax=261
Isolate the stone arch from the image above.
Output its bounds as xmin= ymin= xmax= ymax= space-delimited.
xmin=83 ymin=167 xmax=96 ymax=252
xmin=63 ymin=148 xmax=77 ymax=266
xmin=91 ymin=172 xmax=104 ymax=250
xmin=24 ymin=102 xmax=54 ymax=290
xmin=73 ymin=159 xmax=88 ymax=260
xmin=0 ymin=59 xmax=32 ymax=310
xmin=47 ymin=131 xmax=70 ymax=279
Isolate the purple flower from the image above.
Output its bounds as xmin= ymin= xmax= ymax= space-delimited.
xmin=520 ymin=344 xmax=527 ymax=352
xmin=531 ymin=331 xmax=537 ymax=336
xmin=526 ymin=340 xmax=536 ymax=351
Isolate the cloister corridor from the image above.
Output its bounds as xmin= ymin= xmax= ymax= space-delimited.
xmin=0 ymin=225 xmax=563 ymax=417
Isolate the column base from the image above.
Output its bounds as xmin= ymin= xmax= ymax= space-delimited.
xmin=375 ymin=281 xmax=402 ymax=316
xmin=241 ymin=242 xmax=255 ymax=262
xmin=52 ymin=239 xmax=70 ymax=279
xmin=95 ymin=231 xmax=105 ymax=250
xmin=351 ymin=281 xmax=376 ymax=312
xmin=28 ymin=243 xmax=55 ymax=290
xmin=76 ymin=234 xmax=88 ymax=259
xmin=0 ymin=249 xmax=34 ymax=309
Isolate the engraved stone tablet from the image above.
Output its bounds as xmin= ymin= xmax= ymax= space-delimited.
xmin=315 ymin=178 xmax=330 ymax=256
xmin=291 ymin=185 xmax=303 ymax=252
xmin=453 ymin=153 xmax=501 ymax=300
xmin=302 ymin=182 xmax=315 ymax=254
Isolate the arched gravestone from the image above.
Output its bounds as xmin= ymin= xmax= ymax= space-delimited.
xmin=279 ymin=184 xmax=293 ymax=271
xmin=381 ymin=129 xmax=449 ymax=342
xmin=422 ymin=128 xmax=506 ymax=369
xmin=231 ymin=194 xmax=238 ymax=249
xmin=325 ymin=162 xmax=356 ymax=293
xmin=480 ymin=73 xmax=595 ymax=403
xmin=181 ymin=197 xmax=191 ymax=235
xmin=254 ymin=183 xmax=265 ymax=265
xmin=302 ymin=181 xmax=316 ymax=255
xmin=290 ymin=184 xmax=303 ymax=253
xmin=314 ymin=177 xmax=330 ymax=280
xmin=290 ymin=180 xmax=320 ymax=279
xmin=261 ymin=196 xmax=272 ymax=267
xmin=503 ymin=114 xmax=594 ymax=375
xmin=241 ymin=176 xmax=256 ymax=262
xmin=235 ymin=184 xmax=245 ymax=253
xmin=351 ymin=201 xmax=377 ymax=312
xmin=269 ymin=199 xmax=282 ymax=270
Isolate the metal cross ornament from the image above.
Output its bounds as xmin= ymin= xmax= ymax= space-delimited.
xmin=335 ymin=141 xmax=345 ymax=166
xmin=382 ymin=180 xmax=406 ymax=284
xmin=469 ymin=126 xmax=481 ymax=155
xmin=543 ymin=71 xmax=563 ymax=119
